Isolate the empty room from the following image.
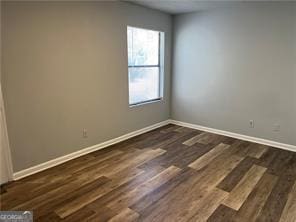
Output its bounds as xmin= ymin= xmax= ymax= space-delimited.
xmin=0 ymin=0 xmax=295 ymax=221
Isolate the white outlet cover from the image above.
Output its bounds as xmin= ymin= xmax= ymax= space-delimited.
xmin=249 ymin=120 xmax=254 ymax=128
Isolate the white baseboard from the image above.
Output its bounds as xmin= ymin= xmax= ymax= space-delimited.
xmin=13 ymin=118 xmax=295 ymax=180
xmin=170 ymin=119 xmax=296 ymax=153
xmin=13 ymin=120 xmax=171 ymax=180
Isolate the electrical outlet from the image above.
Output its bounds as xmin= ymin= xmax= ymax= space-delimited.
xmin=249 ymin=120 xmax=254 ymax=128
xmin=273 ymin=124 xmax=280 ymax=132
xmin=83 ymin=129 xmax=88 ymax=138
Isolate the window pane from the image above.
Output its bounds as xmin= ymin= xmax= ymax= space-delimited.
xmin=129 ymin=67 xmax=160 ymax=104
xmin=127 ymin=27 xmax=159 ymax=66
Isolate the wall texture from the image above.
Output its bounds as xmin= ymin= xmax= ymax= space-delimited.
xmin=172 ymin=2 xmax=296 ymax=146
xmin=293 ymin=3 xmax=296 ymax=147
xmin=1 ymin=1 xmax=172 ymax=172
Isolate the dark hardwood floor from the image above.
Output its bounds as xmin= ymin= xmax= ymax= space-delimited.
xmin=1 ymin=124 xmax=296 ymax=222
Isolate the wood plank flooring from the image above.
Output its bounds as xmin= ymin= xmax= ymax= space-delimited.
xmin=1 ymin=124 xmax=296 ymax=222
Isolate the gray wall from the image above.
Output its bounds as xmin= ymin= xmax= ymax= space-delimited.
xmin=294 ymin=3 xmax=296 ymax=147
xmin=1 ymin=1 xmax=172 ymax=171
xmin=172 ymin=2 xmax=296 ymax=146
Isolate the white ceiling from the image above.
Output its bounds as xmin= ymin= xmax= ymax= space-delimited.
xmin=126 ymin=0 xmax=241 ymax=14
xmin=126 ymin=0 xmax=294 ymax=15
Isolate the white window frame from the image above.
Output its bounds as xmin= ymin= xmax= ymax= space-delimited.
xmin=127 ymin=26 xmax=164 ymax=107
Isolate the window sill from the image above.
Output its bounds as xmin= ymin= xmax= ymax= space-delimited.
xmin=129 ymin=98 xmax=163 ymax=108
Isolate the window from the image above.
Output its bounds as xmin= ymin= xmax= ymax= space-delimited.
xmin=127 ymin=26 xmax=164 ymax=106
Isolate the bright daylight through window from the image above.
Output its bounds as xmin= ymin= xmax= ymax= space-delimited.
xmin=127 ymin=26 xmax=163 ymax=106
